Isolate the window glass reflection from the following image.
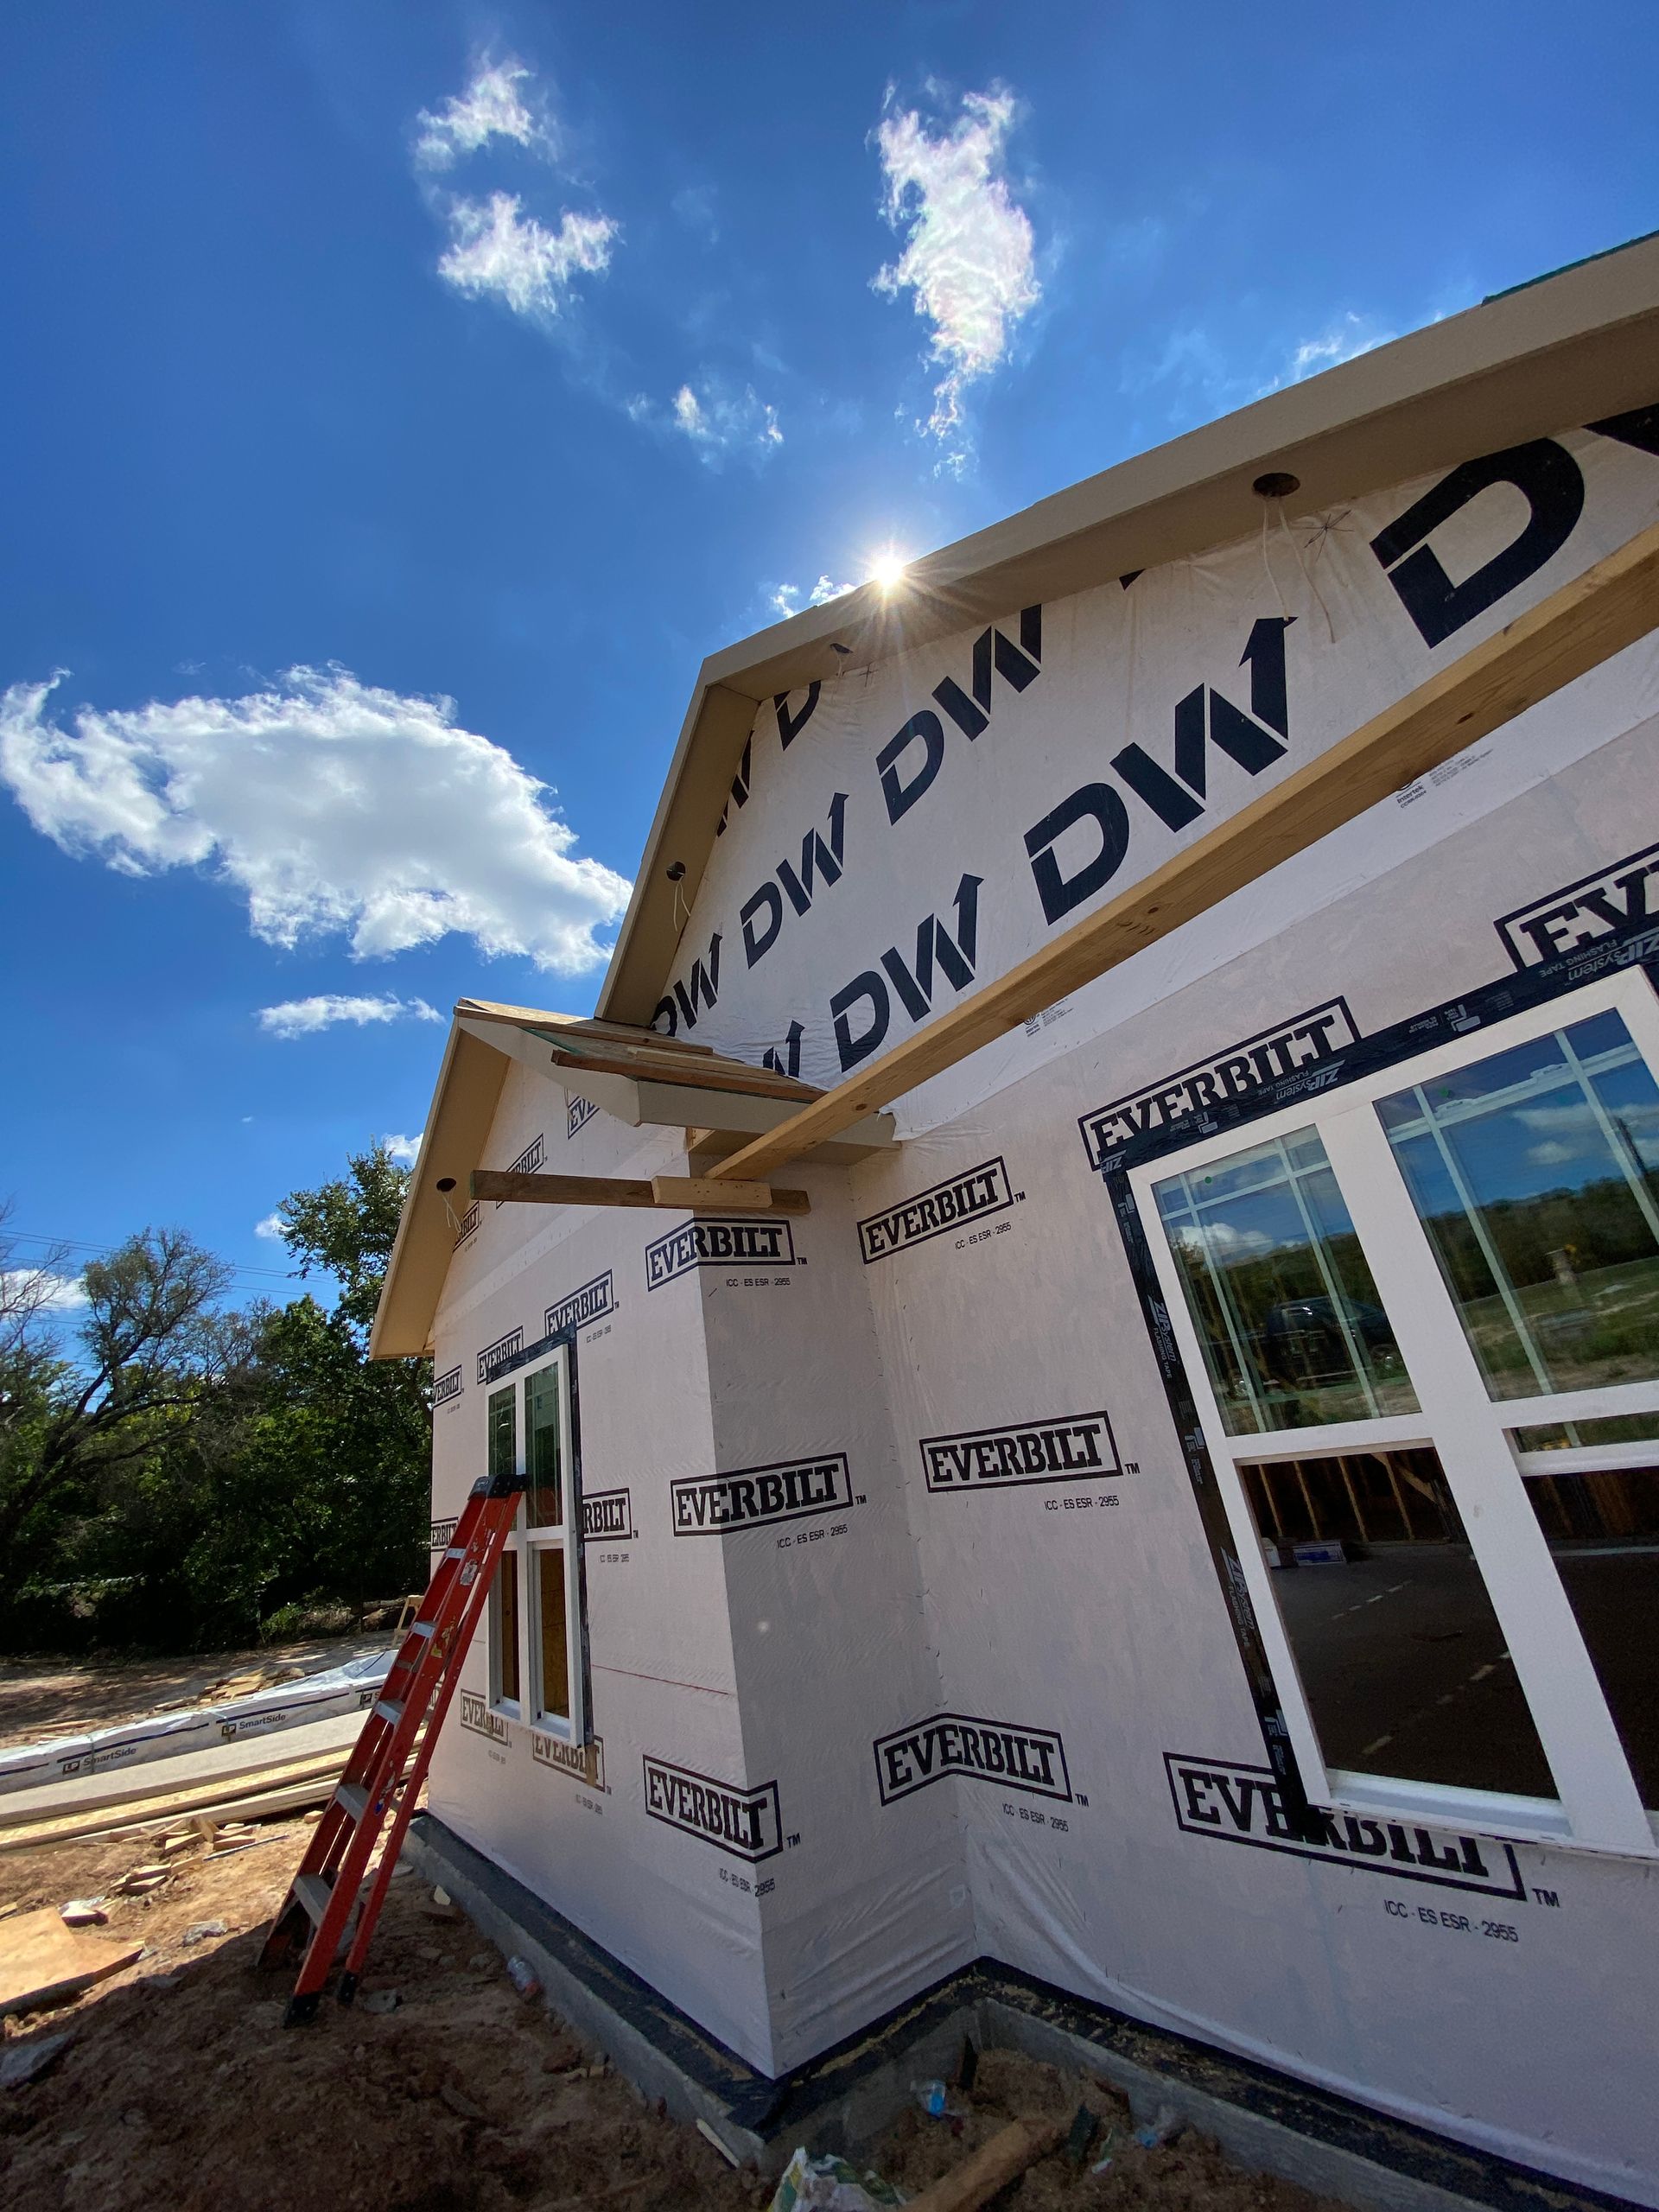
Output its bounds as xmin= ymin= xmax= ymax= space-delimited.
xmin=1380 ymin=1013 xmax=1659 ymax=1401
xmin=495 ymin=1550 xmax=519 ymax=1706
xmin=487 ymin=1386 xmax=515 ymax=1484
xmin=1522 ymin=1463 xmax=1659 ymax=1809
xmin=524 ymin=1365 xmax=563 ymax=1529
xmin=536 ymin=1548 xmax=570 ymax=1722
xmin=1242 ymin=1449 xmax=1555 ymax=1799
xmin=1154 ymin=1132 xmax=1417 ymax=1436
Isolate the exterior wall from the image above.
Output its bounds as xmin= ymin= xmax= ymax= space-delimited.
xmin=423 ymin=410 xmax=1659 ymax=2190
xmin=426 ymin=1066 xmax=779 ymax=2060
xmin=833 ymin=721 xmax=1659 ymax=2194
xmin=709 ymin=1165 xmax=974 ymax=2066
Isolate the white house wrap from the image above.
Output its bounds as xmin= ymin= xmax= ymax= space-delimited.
xmin=376 ymin=241 xmax=1659 ymax=2207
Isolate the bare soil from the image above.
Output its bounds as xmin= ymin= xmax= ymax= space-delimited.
xmin=0 ymin=1821 xmax=1350 ymax=2212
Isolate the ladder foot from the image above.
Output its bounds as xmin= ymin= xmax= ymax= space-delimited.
xmin=336 ymin=1972 xmax=359 ymax=2008
xmin=283 ymin=1992 xmax=322 ymax=2029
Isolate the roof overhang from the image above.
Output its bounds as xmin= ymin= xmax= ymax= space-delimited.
xmin=596 ymin=230 xmax=1659 ymax=1026
xmin=369 ymin=1001 xmax=893 ymax=1357
xmin=370 ymin=1021 xmax=510 ymax=1360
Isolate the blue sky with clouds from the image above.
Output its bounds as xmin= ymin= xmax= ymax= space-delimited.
xmin=3 ymin=1 xmax=1656 ymax=1308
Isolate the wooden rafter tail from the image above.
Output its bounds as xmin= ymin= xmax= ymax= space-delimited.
xmin=708 ymin=518 xmax=1659 ymax=1185
xmin=471 ymin=1169 xmax=810 ymax=1216
xmin=539 ymin=1038 xmax=821 ymax=1103
xmin=453 ymin=999 xmax=718 ymax=1054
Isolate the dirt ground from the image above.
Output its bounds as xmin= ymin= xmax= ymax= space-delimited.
xmin=0 ymin=1818 xmax=1350 ymax=2212
xmin=0 ymin=1632 xmax=397 ymax=1747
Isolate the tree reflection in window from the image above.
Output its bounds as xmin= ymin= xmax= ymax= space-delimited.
xmin=1379 ymin=1011 xmax=1659 ymax=1401
xmin=1154 ymin=1131 xmax=1417 ymax=1437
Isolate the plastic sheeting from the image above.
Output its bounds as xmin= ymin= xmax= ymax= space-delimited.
xmin=423 ymin=415 xmax=1659 ymax=2205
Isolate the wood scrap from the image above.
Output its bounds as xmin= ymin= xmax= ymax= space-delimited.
xmin=202 ymin=1833 xmax=288 ymax=1861
xmin=0 ymin=1908 xmax=144 ymax=2015
xmin=902 ymin=2119 xmax=1063 ymax=2212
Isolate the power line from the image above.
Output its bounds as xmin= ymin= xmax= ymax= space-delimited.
xmin=3 ymin=1228 xmax=314 ymax=1286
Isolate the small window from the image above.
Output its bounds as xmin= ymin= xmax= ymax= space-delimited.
xmin=486 ymin=1384 xmax=521 ymax=1714
xmin=1133 ymin=971 xmax=1659 ymax=1859
xmin=492 ymin=1549 xmax=521 ymax=1709
xmin=481 ymin=1349 xmax=586 ymax=1741
xmin=523 ymin=1350 xmax=583 ymax=1740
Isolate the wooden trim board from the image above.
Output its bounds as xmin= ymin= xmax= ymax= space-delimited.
xmin=0 ymin=1749 xmax=353 ymax=1854
xmin=473 ymin=1170 xmax=810 ymax=1215
xmin=708 ymin=518 xmax=1659 ymax=1185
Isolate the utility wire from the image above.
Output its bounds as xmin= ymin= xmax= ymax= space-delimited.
xmin=3 ymin=1227 xmax=313 ymax=1286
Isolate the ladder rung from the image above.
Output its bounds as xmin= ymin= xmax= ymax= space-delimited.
xmin=294 ymin=1874 xmax=334 ymax=1925
xmin=372 ymin=1699 xmax=405 ymax=1725
xmin=444 ymin=1547 xmax=466 ymax=1560
xmin=407 ymin=1621 xmax=435 ymax=1639
xmin=335 ymin=1783 xmax=369 ymax=1821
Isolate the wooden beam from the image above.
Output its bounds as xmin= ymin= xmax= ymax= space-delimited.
xmin=709 ymin=518 xmax=1659 ymax=1184
xmin=543 ymin=1039 xmax=821 ymax=1103
xmin=454 ymin=999 xmax=718 ymax=1053
xmin=650 ymin=1175 xmax=809 ymax=1214
xmin=471 ymin=1170 xmax=809 ymax=1215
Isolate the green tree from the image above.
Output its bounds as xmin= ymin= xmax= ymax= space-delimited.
xmin=0 ymin=1217 xmax=235 ymax=1578
xmin=251 ymin=1142 xmax=432 ymax=1618
xmin=0 ymin=1147 xmax=432 ymax=1652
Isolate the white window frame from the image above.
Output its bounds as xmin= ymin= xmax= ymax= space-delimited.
xmin=519 ymin=1345 xmax=585 ymax=1746
xmin=1130 ymin=965 xmax=1659 ymax=1861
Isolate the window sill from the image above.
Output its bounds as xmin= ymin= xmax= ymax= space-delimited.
xmin=1324 ymin=1769 xmax=1659 ymax=1861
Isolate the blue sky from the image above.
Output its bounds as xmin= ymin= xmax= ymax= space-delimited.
xmin=3 ymin=1 xmax=1656 ymax=1313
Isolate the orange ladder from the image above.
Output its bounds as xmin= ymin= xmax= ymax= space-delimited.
xmin=259 ymin=1467 xmax=522 ymax=2024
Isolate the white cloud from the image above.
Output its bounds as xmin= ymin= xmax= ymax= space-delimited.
xmin=0 ymin=669 xmax=631 ymax=974
xmin=768 ymin=575 xmax=854 ymax=620
xmin=632 ymin=381 xmax=783 ymax=466
xmin=873 ymin=86 xmax=1039 ymax=463
xmin=383 ymin=1132 xmax=425 ymax=1166
xmin=1519 ymin=1093 xmax=1659 ymax=1170
xmin=257 ymin=994 xmax=442 ymax=1040
xmin=437 ymin=194 xmax=617 ymax=318
xmin=1 ymin=1267 xmax=87 ymax=1313
xmin=1171 ymin=1221 xmax=1274 ymax=1260
xmin=416 ymin=60 xmax=548 ymax=170
xmin=1284 ymin=313 xmax=1395 ymax=384
xmin=253 ymin=1212 xmax=288 ymax=1243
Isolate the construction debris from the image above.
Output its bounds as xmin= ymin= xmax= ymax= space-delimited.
xmin=0 ymin=1907 xmax=143 ymax=2014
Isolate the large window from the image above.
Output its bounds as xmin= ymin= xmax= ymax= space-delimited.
xmin=1134 ymin=971 xmax=1659 ymax=1857
xmin=486 ymin=1345 xmax=586 ymax=1743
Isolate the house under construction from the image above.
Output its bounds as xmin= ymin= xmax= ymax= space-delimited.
xmin=372 ymin=235 xmax=1659 ymax=2205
